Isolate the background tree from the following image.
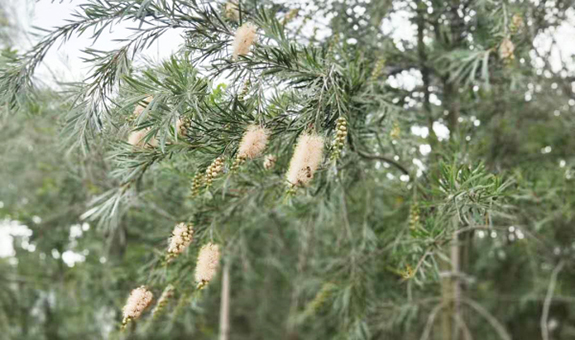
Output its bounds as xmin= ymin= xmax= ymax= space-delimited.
xmin=1 ymin=0 xmax=575 ymax=339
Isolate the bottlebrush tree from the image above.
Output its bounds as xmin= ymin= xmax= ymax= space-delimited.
xmin=1 ymin=0 xmax=575 ymax=339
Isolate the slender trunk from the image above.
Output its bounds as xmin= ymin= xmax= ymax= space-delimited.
xmin=219 ymin=261 xmax=231 ymax=340
xmin=451 ymin=226 xmax=462 ymax=340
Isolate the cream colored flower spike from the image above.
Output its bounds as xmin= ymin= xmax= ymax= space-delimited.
xmin=122 ymin=286 xmax=153 ymax=322
xmin=232 ymin=23 xmax=257 ymax=60
xmin=195 ymin=243 xmax=221 ymax=285
xmin=286 ymin=134 xmax=325 ymax=187
xmin=238 ymin=125 xmax=270 ymax=159
xmin=128 ymin=129 xmax=158 ymax=148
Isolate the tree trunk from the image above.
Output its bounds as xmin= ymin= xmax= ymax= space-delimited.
xmin=219 ymin=261 xmax=231 ymax=340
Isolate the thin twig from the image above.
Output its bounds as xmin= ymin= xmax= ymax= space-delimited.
xmin=541 ymin=260 xmax=565 ymax=340
xmin=461 ymin=297 xmax=511 ymax=340
xmin=420 ymin=302 xmax=446 ymax=340
xmin=356 ymin=150 xmax=409 ymax=175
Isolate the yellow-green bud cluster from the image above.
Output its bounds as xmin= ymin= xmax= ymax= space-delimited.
xmin=390 ymin=121 xmax=401 ymax=139
xmin=370 ymin=58 xmax=386 ymax=82
xmin=152 ymin=285 xmax=175 ymax=319
xmin=231 ymin=154 xmax=247 ymax=172
xmin=330 ymin=117 xmax=348 ymax=160
xmin=239 ymin=79 xmax=251 ymax=101
xmin=401 ymin=264 xmax=414 ymax=280
xmin=303 ymin=283 xmax=337 ymax=318
xmin=205 ymin=157 xmax=225 ymax=187
xmin=284 ymin=8 xmax=299 ymax=24
xmin=510 ymin=14 xmax=524 ymax=33
xmin=190 ymin=172 xmax=204 ymax=197
xmin=178 ymin=117 xmax=191 ymax=137
xmin=409 ymin=204 xmax=421 ymax=231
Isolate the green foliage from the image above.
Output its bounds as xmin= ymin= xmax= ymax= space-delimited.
xmin=2 ymin=0 xmax=575 ymax=339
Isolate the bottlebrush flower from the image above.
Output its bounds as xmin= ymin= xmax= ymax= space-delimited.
xmin=133 ymin=96 xmax=153 ymax=117
xmin=167 ymin=223 xmax=194 ymax=261
xmin=152 ymin=285 xmax=174 ymax=319
xmin=195 ymin=243 xmax=221 ymax=286
xmin=128 ymin=129 xmax=158 ymax=148
xmin=232 ymin=23 xmax=257 ymax=59
xmin=205 ymin=157 xmax=225 ymax=187
xmin=224 ymin=1 xmax=240 ymax=21
xmin=286 ymin=134 xmax=325 ymax=187
xmin=499 ymin=38 xmax=515 ymax=60
xmin=122 ymin=286 xmax=153 ymax=324
xmin=238 ymin=125 xmax=269 ymax=160
xmin=263 ymin=154 xmax=276 ymax=170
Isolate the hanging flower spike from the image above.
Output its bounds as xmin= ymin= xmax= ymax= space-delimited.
xmin=121 ymin=286 xmax=153 ymax=328
xmin=152 ymin=285 xmax=175 ymax=319
xmin=130 ymin=95 xmax=154 ymax=121
xmin=195 ymin=243 xmax=221 ymax=289
xmin=128 ymin=129 xmax=158 ymax=148
xmin=390 ymin=121 xmax=400 ymax=140
xmin=233 ymin=125 xmax=270 ymax=170
xmin=190 ymin=172 xmax=204 ymax=197
xmin=510 ymin=14 xmax=524 ymax=33
xmin=286 ymin=134 xmax=325 ymax=187
xmin=224 ymin=0 xmax=240 ymax=22
xmin=205 ymin=157 xmax=225 ymax=188
xmin=166 ymin=223 xmax=194 ymax=262
xmin=128 ymin=96 xmax=158 ymax=148
xmin=176 ymin=116 xmax=191 ymax=138
xmin=499 ymin=37 xmax=515 ymax=62
xmin=232 ymin=23 xmax=257 ymax=60
xmin=330 ymin=117 xmax=347 ymax=160
xmin=263 ymin=154 xmax=277 ymax=170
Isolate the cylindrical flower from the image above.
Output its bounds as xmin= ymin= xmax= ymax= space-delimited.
xmin=499 ymin=38 xmax=515 ymax=61
xmin=133 ymin=95 xmax=154 ymax=118
xmin=205 ymin=156 xmax=225 ymax=187
xmin=167 ymin=223 xmax=194 ymax=261
xmin=224 ymin=1 xmax=240 ymax=21
xmin=122 ymin=286 xmax=153 ymax=325
xmin=152 ymin=285 xmax=175 ymax=319
xmin=238 ymin=125 xmax=269 ymax=160
xmin=232 ymin=23 xmax=257 ymax=60
xmin=128 ymin=129 xmax=158 ymax=148
xmin=330 ymin=117 xmax=347 ymax=160
xmin=176 ymin=116 xmax=191 ymax=137
xmin=195 ymin=243 xmax=221 ymax=286
xmin=190 ymin=172 xmax=204 ymax=197
xmin=263 ymin=154 xmax=276 ymax=170
xmin=286 ymin=133 xmax=325 ymax=187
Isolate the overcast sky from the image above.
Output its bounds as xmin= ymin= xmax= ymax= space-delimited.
xmin=16 ymin=0 xmax=184 ymax=82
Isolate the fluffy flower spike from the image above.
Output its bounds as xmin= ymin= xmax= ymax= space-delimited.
xmin=232 ymin=23 xmax=257 ymax=60
xmin=128 ymin=95 xmax=158 ymax=147
xmin=224 ymin=1 xmax=240 ymax=21
xmin=122 ymin=286 xmax=153 ymax=325
xmin=499 ymin=37 xmax=515 ymax=61
xmin=167 ymin=223 xmax=194 ymax=261
xmin=133 ymin=95 xmax=154 ymax=118
xmin=128 ymin=129 xmax=158 ymax=148
xmin=238 ymin=125 xmax=270 ymax=159
xmin=286 ymin=133 xmax=325 ymax=187
xmin=195 ymin=243 xmax=221 ymax=287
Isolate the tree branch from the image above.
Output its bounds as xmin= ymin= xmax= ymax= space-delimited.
xmin=541 ymin=260 xmax=565 ymax=340
xmin=356 ymin=150 xmax=409 ymax=175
